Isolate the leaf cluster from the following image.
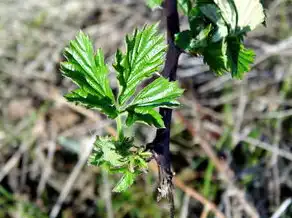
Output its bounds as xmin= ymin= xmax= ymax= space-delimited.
xmin=175 ymin=0 xmax=265 ymax=78
xmin=61 ymin=23 xmax=183 ymax=127
xmin=61 ymin=24 xmax=184 ymax=191
xmin=88 ymin=136 xmax=152 ymax=192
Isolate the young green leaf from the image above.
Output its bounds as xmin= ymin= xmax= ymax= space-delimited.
xmin=113 ymin=171 xmax=136 ymax=192
xmin=61 ymin=31 xmax=117 ymax=118
xmin=113 ymin=23 xmax=167 ymax=106
xmin=88 ymin=136 xmax=126 ymax=168
xmin=199 ymin=4 xmax=228 ymax=42
xmin=89 ymin=136 xmax=152 ymax=191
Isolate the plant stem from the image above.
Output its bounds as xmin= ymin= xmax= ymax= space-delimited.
xmin=151 ymin=0 xmax=180 ymax=216
xmin=115 ymin=115 xmax=123 ymax=140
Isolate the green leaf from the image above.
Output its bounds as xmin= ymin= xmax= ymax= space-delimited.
xmin=89 ymin=136 xmax=152 ymax=191
xmin=65 ymin=89 xmax=118 ymax=118
xmin=175 ymin=30 xmax=193 ymax=52
xmin=88 ymin=136 xmax=126 ymax=168
xmin=213 ymin=0 xmax=265 ymax=33
xmin=124 ymin=77 xmax=183 ymax=127
xmin=146 ymin=0 xmax=163 ymax=9
xmin=174 ymin=1 xmax=263 ymax=79
xmin=126 ymin=106 xmax=165 ymax=128
xmin=226 ymin=37 xmax=255 ymax=78
xmin=177 ymin=0 xmax=192 ymax=15
xmin=199 ymin=4 xmax=228 ymax=42
xmin=131 ymin=77 xmax=183 ymax=108
xmin=61 ymin=31 xmax=117 ymax=118
xmin=113 ymin=23 xmax=167 ymax=106
xmin=176 ymin=24 xmax=212 ymax=52
xmin=202 ymin=40 xmax=229 ymax=75
xmin=113 ymin=171 xmax=136 ymax=192
xmin=202 ymin=37 xmax=255 ymax=78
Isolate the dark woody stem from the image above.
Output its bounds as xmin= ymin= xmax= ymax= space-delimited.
xmin=151 ymin=0 xmax=180 ymax=217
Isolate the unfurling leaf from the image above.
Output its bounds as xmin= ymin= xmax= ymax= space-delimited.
xmin=89 ymin=136 xmax=152 ymax=191
xmin=88 ymin=136 xmax=126 ymax=168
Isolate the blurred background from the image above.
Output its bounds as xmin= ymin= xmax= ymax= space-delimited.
xmin=1 ymin=0 xmax=292 ymax=217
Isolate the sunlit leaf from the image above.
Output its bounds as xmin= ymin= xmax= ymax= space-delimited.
xmin=113 ymin=23 xmax=167 ymax=106
xmin=61 ymin=31 xmax=117 ymax=118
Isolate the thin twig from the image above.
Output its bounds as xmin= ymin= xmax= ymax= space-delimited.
xmin=174 ymin=177 xmax=225 ymax=218
xmin=0 ymin=136 xmax=36 ymax=182
xmin=37 ymin=121 xmax=57 ymax=198
xmin=102 ymin=170 xmax=114 ymax=218
xmin=271 ymin=198 xmax=292 ymax=218
xmin=203 ymin=121 xmax=292 ymax=162
xmin=179 ymin=194 xmax=190 ymax=218
xmin=49 ymin=136 xmax=95 ymax=218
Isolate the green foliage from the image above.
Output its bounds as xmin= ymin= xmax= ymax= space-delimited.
xmin=88 ymin=136 xmax=151 ymax=192
xmin=62 ymin=24 xmax=183 ymax=192
xmin=62 ymin=24 xmax=182 ymax=128
xmin=175 ymin=0 xmax=265 ymax=78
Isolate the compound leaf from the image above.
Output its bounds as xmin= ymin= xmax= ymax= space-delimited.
xmin=113 ymin=23 xmax=167 ymax=106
